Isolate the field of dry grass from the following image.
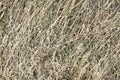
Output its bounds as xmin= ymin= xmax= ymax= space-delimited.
xmin=0 ymin=0 xmax=120 ymax=80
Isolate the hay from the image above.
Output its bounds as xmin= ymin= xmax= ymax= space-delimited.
xmin=0 ymin=0 xmax=120 ymax=80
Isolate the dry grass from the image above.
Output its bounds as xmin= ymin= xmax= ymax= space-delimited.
xmin=0 ymin=0 xmax=120 ymax=80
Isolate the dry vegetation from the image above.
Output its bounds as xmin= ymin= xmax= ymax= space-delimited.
xmin=0 ymin=0 xmax=120 ymax=80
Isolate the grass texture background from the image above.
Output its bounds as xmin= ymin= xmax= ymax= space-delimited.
xmin=0 ymin=0 xmax=120 ymax=80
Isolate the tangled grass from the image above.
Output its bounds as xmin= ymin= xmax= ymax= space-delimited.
xmin=0 ymin=0 xmax=120 ymax=80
